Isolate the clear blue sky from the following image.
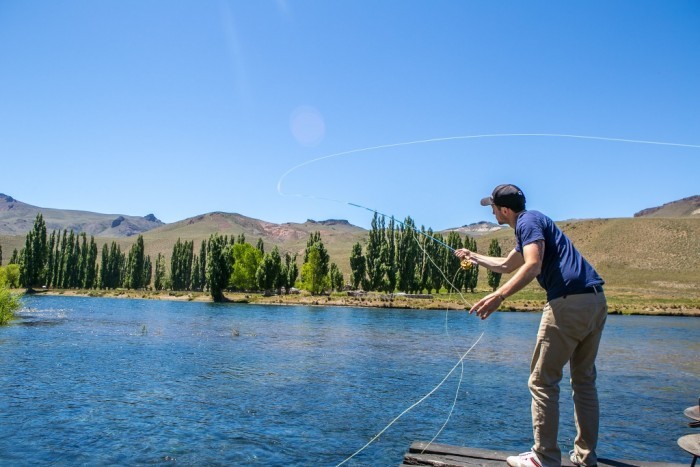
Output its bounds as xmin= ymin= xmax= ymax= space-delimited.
xmin=1 ymin=1 xmax=698 ymax=230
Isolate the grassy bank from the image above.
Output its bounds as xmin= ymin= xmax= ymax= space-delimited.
xmin=16 ymin=286 xmax=700 ymax=317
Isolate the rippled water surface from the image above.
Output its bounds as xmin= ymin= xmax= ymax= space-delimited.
xmin=0 ymin=295 xmax=697 ymax=465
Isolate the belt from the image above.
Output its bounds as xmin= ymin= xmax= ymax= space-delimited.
xmin=563 ymin=284 xmax=604 ymax=298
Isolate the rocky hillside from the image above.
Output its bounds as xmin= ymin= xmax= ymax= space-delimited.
xmin=445 ymin=221 xmax=503 ymax=237
xmin=0 ymin=193 xmax=163 ymax=237
xmin=139 ymin=212 xmax=366 ymax=266
xmin=634 ymin=195 xmax=700 ymax=218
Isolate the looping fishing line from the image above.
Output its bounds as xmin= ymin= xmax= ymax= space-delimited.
xmin=332 ymin=211 xmax=484 ymax=466
xmin=277 ymin=133 xmax=700 ymax=465
xmin=277 ymin=133 xmax=700 ymax=201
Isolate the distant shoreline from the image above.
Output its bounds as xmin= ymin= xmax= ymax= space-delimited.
xmin=17 ymin=288 xmax=700 ymax=317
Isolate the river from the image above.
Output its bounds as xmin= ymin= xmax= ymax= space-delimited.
xmin=0 ymin=295 xmax=697 ymax=465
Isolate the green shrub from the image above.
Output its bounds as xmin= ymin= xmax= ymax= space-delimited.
xmin=0 ymin=265 xmax=21 ymax=289
xmin=0 ymin=286 xmax=22 ymax=325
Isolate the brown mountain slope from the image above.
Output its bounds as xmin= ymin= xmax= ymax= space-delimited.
xmin=472 ymin=217 xmax=700 ymax=293
xmin=139 ymin=212 xmax=367 ymax=268
xmin=634 ymin=195 xmax=700 ymax=218
xmin=0 ymin=193 xmax=163 ymax=237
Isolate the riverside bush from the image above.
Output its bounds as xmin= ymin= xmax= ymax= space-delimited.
xmin=0 ymin=287 xmax=22 ymax=325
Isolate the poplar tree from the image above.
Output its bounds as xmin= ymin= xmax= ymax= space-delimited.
xmin=273 ymin=249 xmax=287 ymax=294
xmin=417 ymin=227 xmax=436 ymax=293
xmin=184 ymin=240 xmax=194 ymax=289
xmin=281 ymin=252 xmax=298 ymax=294
xmin=99 ymin=244 xmax=109 ymax=288
xmin=20 ymin=213 xmax=48 ymax=289
xmin=429 ymin=232 xmax=446 ymax=293
xmin=126 ymin=235 xmax=146 ymax=289
xmin=256 ymin=246 xmax=282 ymax=294
xmin=53 ymin=231 xmax=64 ymax=287
xmin=70 ymin=232 xmax=82 ymax=288
xmin=101 ymin=241 xmax=124 ymax=289
xmin=396 ymin=216 xmax=419 ymax=293
xmin=19 ymin=239 xmax=30 ymax=288
xmin=190 ymin=254 xmax=201 ymax=292
xmin=48 ymin=231 xmax=60 ymax=287
xmin=55 ymin=231 xmax=67 ymax=288
xmin=329 ymin=262 xmax=344 ymax=292
xmin=385 ymin=217 xmax=397 ymax=293
xmin=364 ymin=213 xmax=384 ymax=291
xmin=142 ymin=255 xmax=152 ymax=289
xmin=77 ymin=233 xmax=88 ymax=287
xmin=378 ymin=240 xmax=391 ymax=293
xmin=300 ymin=231 xmax=330 ymax=295
xmin=154 ymin=253 xmax=166 ymax=291
xmin=207 ymin=234 xmax=230 ymax=302
xmin=170 ymin=239 xmax=193 ymax=291
xmin=199 ymin=241 xmax=207 ymax=289
xmin=349 ymin=242 xmax=366 ymax=290
xmin=466 ymin=236 xmax=479 ymax=292
xmin=445 ymin=231 xmax=464 ymax=292
xmin=33 ymin=213 xmax=48 ymax=286
xmin=84 ymin=237 xmax=98 ymax=289
xmin=46 ymin=231 xmax=56 ymax=287
xmin=300 ymin=248 xmax=329 ymax=295
xmin=170 ymin=239 xmax=182 ymax=290
xmin=60 ymin=230 xmax=76 ymax=288
xmin=487 ymin=238 xmax=502 ymax=291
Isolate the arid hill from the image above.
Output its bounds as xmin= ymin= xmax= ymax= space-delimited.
xmin=634 ymin=195 xmax=700 ymax=218
xmin=0 ymin=193 xmax=163 ymax=237
xmin=138 ymin=212 xmax=366 ymax=265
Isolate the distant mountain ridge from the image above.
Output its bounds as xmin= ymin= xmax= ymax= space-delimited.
xmin=634 ymin=195 xmax=700 ymax=218
xmin=2 ymin=191 xmax=698 ymax=243
xmin=0 ymin=193 xmax=163 ymax=237
xmin=446 ymin=221 xmax=504 ymax=237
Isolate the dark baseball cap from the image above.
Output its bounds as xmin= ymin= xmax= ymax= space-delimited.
xmin=480 ymin=184 xmax=526 ymax=211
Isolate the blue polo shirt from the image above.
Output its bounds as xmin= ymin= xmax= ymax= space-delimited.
xmin=515 ymin=210 xmax=604 ymax=301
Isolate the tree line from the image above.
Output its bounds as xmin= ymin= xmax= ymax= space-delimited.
xmin=349 ymin=213 xmax=502 ymax=294
xmin=0 ymin=214 xmax=349 ymax=302
xmin=1 ymin=213 xmax=503 ymax=301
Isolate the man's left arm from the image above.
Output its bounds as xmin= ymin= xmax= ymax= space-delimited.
xmin=469 ymin=240 xmax=544 ymax=320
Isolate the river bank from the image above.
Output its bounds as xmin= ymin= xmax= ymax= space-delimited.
xmin=17 ymin=287 xmax=700 ymax=317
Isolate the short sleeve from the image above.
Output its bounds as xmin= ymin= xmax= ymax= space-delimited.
xmin=515 ymin=212 xmax=545 ymax=253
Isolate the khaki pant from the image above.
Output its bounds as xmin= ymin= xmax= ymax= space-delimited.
xmin=529 ymin=291 xmax=608 ymax=467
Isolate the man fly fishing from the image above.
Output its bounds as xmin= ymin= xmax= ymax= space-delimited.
xmin=455 ymin=184 xmax=607 ymax=467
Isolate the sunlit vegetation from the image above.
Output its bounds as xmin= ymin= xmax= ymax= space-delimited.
xmin=0 ymin=286 xmax=21 ymax=325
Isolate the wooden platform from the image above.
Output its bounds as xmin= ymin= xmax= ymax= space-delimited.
xmin=401 ymin=441 xmax=686 ymax=467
